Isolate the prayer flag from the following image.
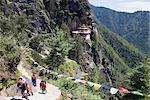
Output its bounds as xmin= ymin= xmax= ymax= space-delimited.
xmin=57 ymin=74 xmax=64 ymax=79
xmin=72 ymin=78 xmax=76 ymax=81
xmin=87 ymin=82 xmax=95 ymax=87
xmin=110 ymin=88 xmax=119 ymax=94
xmin=131 ymin=91 xmax=144 ymax=96
xmin=93 ymin=83 xmax=102 ymax=91
xmin=100 ymin=86 xmax=109 ymax=90
xmin=74 ymin=79 xmax=80 ymax=83
xmin=118 ymin=88 xmax=130 ymax=93
xmin=79 ymin=80 xmax=87 ymax=84
xmin=66 ymin=77 xmax=72 ymax=80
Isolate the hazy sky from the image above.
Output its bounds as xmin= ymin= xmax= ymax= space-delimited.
xmin=88 ymin=0 xmax=150 ymax=12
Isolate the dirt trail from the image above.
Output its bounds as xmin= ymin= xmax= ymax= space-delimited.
xmin=0 ymin=61 xmax=61 ymax=100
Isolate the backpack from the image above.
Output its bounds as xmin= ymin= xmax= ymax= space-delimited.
xmin=22 ymin=82 xmax=28 ymax=90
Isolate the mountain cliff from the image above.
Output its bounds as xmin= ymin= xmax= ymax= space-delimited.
xmin=91 ymin=5 xmax=150 ymax=54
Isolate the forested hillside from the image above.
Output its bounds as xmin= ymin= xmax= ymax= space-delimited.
xmin=92 ymin=22 xmax=145 ymax=84
xmin=0 ymin=0 xmax=149 ymax=99
xmin=91 ymin=5 xmax=150 ymax=54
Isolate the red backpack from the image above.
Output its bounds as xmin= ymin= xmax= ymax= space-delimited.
xmin=40 ymin=82 xmax=46 ymax=89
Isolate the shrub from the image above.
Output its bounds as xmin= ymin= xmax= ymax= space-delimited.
xmin=58 ymin=59 xmax=79 ymax=77
xmin=0 ymin=36 xmax=21 ymax=72
xmin=49 ymin=79 xmax=102 ymax=100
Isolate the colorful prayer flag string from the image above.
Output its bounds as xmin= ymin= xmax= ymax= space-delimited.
xmin=55 ymin=73 xmax=146 ymax=97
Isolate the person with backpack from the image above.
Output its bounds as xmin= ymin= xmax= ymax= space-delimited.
xmin=40 ymin=80 xmax=47 ymax=94
xmin=16 ymin=77 xmax=29 ymax=99
xmin=31 ymin=73 xmax=37 ymax=87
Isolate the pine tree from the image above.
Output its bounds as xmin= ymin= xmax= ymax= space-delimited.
xmin=44 ymin=28 xmax=73 ymax=68
xmin=130 ymin=57 xmax=150 ymax=94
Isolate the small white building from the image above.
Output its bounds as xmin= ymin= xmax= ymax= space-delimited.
xmin=72 ymin=27 xmax=91 ymax=35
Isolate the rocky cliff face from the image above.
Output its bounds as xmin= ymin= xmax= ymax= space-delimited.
xmin=1 ymin=0 xmax=52 ymax=33
xmin=44 ymin=0 xmax=92 ymax=30
xmin=0 ymin=0 xmax=92 ymax=33
xmin=0 ymin=0 xmax=102 ymax=70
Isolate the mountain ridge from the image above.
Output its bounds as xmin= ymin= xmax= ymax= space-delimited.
xmin=91 ymin=5 xmax=150 ymax=54
xmin=91 ymin=5 xmax=150 ymax=13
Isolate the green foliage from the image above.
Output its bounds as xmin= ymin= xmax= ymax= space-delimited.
xmin=0 ymin=15 xmax=30 ymax=47
xmin=0 ymin=17 xmax=16 ymax=33
xmin=29 ymin=37 xmax=42 ymax=53
xmin=49 ymin=79 xmax=77 ymax=91
xmin=61 ymin=23 xmax=70 ymax=38
xmin=122 ymin=57 xmax=150 ymax=100
xmin=100 ymin=27 xmax=144 ymax=68
xmin=58 ymin=59 xmax=79 ymax=77
xmin=91 ymin=30 xmax=100 ymax=49
xmin=16 ymin=16 xmax=28 ymax=31
xmin=69 ymin=35 xmax=85 ymax=67
xmin=44 ymin=28 xmax=73 ymax=68
xmin=100 ymin=34 xmax=131 ymax=81
xmin=0 ymin=78 xmax=16 ymax=90
xmin=44 ymin=50 xmax=65 ymax=69
xmin=87 ymin=65 xmax=105 ymax=83
xmin=72 ymin=85 xmax=102 ymax=100
xmin=0 ymin=83 xmax=3 ymax=90
xmin=0 ymin=36 xmax=21 ymax=72
xmin=0 ymin=15 xmax=28 ymax=34
xmin=130 ymin=58 xmax=150 ymax=94
xmin=49 ymin=79 xmax=102 ymax=100
xmin=30 ymin=49 xmax=43 ymax=65
xmin=5 ymin=79 xmax=16 ymax=88
xmin=0 ymin=36 xmax=19 ymax=90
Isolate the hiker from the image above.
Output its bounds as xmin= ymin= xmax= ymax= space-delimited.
xmin=31 ymin=73 xmax=37 ymax=87
xmin=24 ymin=77 xmax=33 ymax=96
xmin=16 ymin=77 xmax=28 ymax=98
xmin=40 ymin=81 xmax=47 ymax=94
xmin=27 ymin=83 xmax=33 ymax=96
xmin=16 ymin=77 xmax=24 ymax=93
